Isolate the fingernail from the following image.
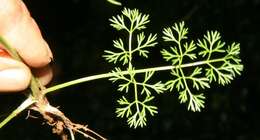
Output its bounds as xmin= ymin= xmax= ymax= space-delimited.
xmin=44 ymin=40 xmax=53 ymax=61
xmin=49 ymin=57 xmax=54 ymax=66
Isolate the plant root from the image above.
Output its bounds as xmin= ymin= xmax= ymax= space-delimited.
xmin=29 ymin=97 xmax=106 ymax=140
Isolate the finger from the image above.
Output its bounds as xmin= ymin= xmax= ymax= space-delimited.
xmin=0 ymin=57 xmax=31 ymax=92
xmin=0 ymin=0 xmax=53 ymax=68
xmin=33 ymin=65 xmax=53 ymax=86
xmin=1 ymin=47 xmax=53 ymax=87
xmin=0 ymin=47 xmax=10 ymax=58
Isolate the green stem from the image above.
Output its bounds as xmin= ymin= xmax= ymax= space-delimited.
xmin=107 ymin=0 xmax=122 ymax=6
xmin=128 ymin=31 xmax=133 ymax=69
xmin=43 ymin=73 xmax=113 ymax=94
xmin=0 ymin=36 xmax=44 ymax=128
xmin=133 ymin=78 xmax=141 ymax=115
xmin=207 ymin=39 xmax=214 ymax=61
xmin=128 ymin=23 xmax=141 ymax=117
xmin=0 ymin=97 xmax=35 ymax=128
xmin=44 ymin=58 xmax=225 ymax=95
xmin=0 ymin=37 xmax=21 ymax=61
xmin=175 ymin=37 xmax=193 ymax=109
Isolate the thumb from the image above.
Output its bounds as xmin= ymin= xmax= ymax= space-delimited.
xmin=0 ymin=57 xmax=31 ymax=92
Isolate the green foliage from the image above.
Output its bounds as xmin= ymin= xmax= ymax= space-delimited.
xmin=104 ymin=8 xmax=163 ymax=128
xmin=162 ymin=22 xmax=243 ymax=112
xmin=104 ymin=8 xmax=157 ymax=66
xmin=104 ymin=8 xmax=243 ymax=128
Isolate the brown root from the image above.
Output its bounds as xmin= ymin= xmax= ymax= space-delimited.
xmin=28 ymin=97 xmax=106 ymax=140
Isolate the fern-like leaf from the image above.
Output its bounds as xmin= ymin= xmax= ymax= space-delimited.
xmin=162 ymin=22 xmax=243 ymax=112
xmin=106 ymin=9 xmax=243 ymax=128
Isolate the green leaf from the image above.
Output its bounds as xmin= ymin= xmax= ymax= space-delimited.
xmin=109 ymin=67 xmax=136 ymax=92
xmin=178 ymin=90 xmax=188 ymax=103
xmin=107 ymin=9 xmax=243 ymax=129
xmin=121 ymin=8 xmax=150 ymax=31
xmin=117 ymin=96 xmax=130 ymax=105
xmin=166 ymin=69 xmax=184 ymax=91
xmin=106 ymin=8 xmax=162 ymax=128
xmin=107 ymin=0 xmax=122 ymax=6
xmin=109 ymin=15 xmax=127 ymax=31
xmin=138 ymin=71 xmax=166 ymax=95
xmin=143 ymin=96 xmax=158 ymax=116
xmin=227 ymin=42 xmax=241 ymax=56
xmin=127 ymin=111 xmax=147 ymax=128
xmin=116 ymin=96 xmax=132 ymax=118
xmin=161 ymin=47 xmax=181 ymax=65
xmin=103 ymin=38 xmax=130 ymax=65
xmin=162 ymin=21 xmax=243 ymax=113
xmin=133 ymin=32 xmax=158 ymax=58
xmin=162 ymin=21 xmax=188 ymax=43
xmin=188 ymin=67 xmax=210 ymax=90
xmin=183 ymin=41 xmax=197 ymax=60
xmin=205 ymin=67 xmax=217 ymax=83
xmin=162 ymin=27 xmax=177 ymax=42
xmin=197 ymin=31 xmax=226 ymax=59
xmin=188 ymin=94 xmax=205 ymax=112
xmin=117 ymin=95 xmax=158 ymax=128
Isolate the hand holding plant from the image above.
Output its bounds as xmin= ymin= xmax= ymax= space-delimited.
xmin=0 ymin=0 xmax=52 ymax=92
xmin=0 ymin=2 xmax=243 ymax=139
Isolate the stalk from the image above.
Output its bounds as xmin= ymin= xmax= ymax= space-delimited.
xmin=43 ymin=58 xmax=225 ymax=95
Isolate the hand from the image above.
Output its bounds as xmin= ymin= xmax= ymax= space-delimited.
xmin=0 ymin=0 xmax=53 ymax=92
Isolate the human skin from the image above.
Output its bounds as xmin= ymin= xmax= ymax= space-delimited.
xmin=0 ymin=0 xmax=53 ymax=92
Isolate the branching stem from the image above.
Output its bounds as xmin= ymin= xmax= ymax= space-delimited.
xmin=43 ymin=58 xmax=226 ymax=95
xmin=133 ymin=78 xmax=141 ymax=114
xmin=176 ymin=35 xmax=193 ymax=107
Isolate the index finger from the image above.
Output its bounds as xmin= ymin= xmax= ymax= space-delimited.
xmin=0 ymin=0 xmax=53 ymax=68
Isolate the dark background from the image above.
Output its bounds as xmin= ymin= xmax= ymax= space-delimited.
xmin=0 ymin=0 xmax=260 ymax=139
